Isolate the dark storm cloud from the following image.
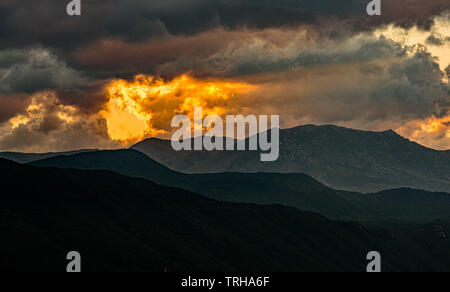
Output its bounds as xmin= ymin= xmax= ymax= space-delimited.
xmin=226 ymin=43 xmax=449 ymax=128
xmin=70 ymin=31 xmax=243 ymax=78
xmin=0 ymin=0 xmax=446 ymax=83
xmin=149 ymin=33 xmax=409 ymax=78
xmin=392 ymin=47 xmax=445 ymax=87
xmin=0 ymin=47 xmax=86 ymax=95
xmin=0 ymin=47 xmax=104 ymax=120
xmin=375 ymin=48 xmax=449 ymax=119
xmin=0 ymin=0 xmax=219 ymax=48
xmin=1 ymin=0 xmax=448 ymax=50
xmin=67 ymin=28 xmax=414 ymax=79
xmin=56 ymin=81 xmax=109 ymax=115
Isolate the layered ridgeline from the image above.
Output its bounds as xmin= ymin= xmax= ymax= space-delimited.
xmin=132 ymin=125 xmax=450 ymax=193
xmin=31 ymin=149 xmax=450 ymax=223
xmin=0 ymin=149 xmax=98 ymax=164
xmin=1 ymin=159 xmax=450 ymax=272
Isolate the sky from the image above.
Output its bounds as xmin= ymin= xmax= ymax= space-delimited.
xmin=0 ymin=0 xmax=449 ymax=152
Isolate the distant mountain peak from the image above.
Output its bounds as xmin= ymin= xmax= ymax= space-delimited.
xmin=286 ymin=124 xmax=401 ymax=136
xmin=131 ymin=124 xmax=450 ymax=193
xmin=382 ymin=129 xmax=401 ymax=136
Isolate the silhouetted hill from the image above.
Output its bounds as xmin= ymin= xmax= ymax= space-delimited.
xmin=31 ymin=149 xmax=180 ymax=185
xmin=132 ymin=125 xmax=450 ymax=193
xmin=1 ymin=159 xmax=450 ymax=272
xmin=32 ymin=150 xmax=450 ymax=223
xmin=0 ymin=149 xmax=98 ymax=164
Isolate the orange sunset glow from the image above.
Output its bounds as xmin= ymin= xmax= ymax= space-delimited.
xmin=396 ymin=115 xmax=450 ymax=149
xmin=102 ymin=75 xmax=256 ymax=143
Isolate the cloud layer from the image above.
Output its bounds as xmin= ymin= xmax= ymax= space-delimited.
xmin=2 ymin=0 xmax=448 ymax=47
xmin=0 ymin=47 xmax=86 ymax=95
xmin=0 ymin=1 xmax=449 ymax=151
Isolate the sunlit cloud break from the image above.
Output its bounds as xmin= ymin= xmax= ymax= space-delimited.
xmin=102 ymin=74 xmax=256 ymax=144
xmin=0 ymin=4 xmax=448 ymax=152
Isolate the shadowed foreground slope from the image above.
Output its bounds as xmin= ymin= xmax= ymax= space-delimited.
xmin=1 ymin=159 xmax=450 ymax=272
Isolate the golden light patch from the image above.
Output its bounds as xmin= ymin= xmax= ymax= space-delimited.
xmin=102 ymin=74 xmax=256 ymax=144
xmin=9 ymin=115 xmax=31 ymax=129
xmin=374 ymin=15 xmax=450 ymax=71
xmin=419 ymin=116 xmax=450 ymax=136
xmin=396 ymin=116 xmax=450 ymax=150
xmin=9 ymin=94 xmax=79 ymax=129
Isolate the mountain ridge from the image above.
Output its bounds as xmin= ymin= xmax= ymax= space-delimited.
xmin=137 ymin=124 xmax=447 ymax=152
xmin=0 ymin=149 xmax=98 ymax=164
xmin=30 ymin=149 xmax=450 ymax=223
xmin=2 ymin=158 xmax=450 ymax=272
xmin=132 ymin=124 xmax=450 ymax=193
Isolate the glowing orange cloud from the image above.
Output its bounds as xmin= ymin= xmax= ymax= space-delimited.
xmin=9 ymin=93 xmax=79 ymax=130
xmin=419 ymin=117 xmax=450 ymax=136
xmin=396 ymin=116 xmax=450 ymax=150
xmin=102 ymin=74 xmax=256 ymax=144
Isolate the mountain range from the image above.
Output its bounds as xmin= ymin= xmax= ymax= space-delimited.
xmin=0 ymin=149 xmax=97 ymax=164
xmin=1 ymin=158 xmax=450 ymax=272
xmin=3 ymin=125 xmax=449 ymax=194
xmin=2 ymin=124 xmax=450 ymax=271
xmin=132 ymin=125 xmax=450 ymax=193
xmin=31 ymin=149 xmax=450 ymax=223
